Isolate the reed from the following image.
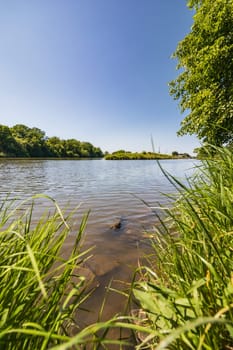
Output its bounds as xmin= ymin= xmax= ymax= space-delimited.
xmin=0 ymin=195 xmax=100 ymax=349
xmin=130 ymin=146 xmax=233 ymax=349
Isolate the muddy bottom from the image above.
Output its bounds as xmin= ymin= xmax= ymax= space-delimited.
xmin=61 ymin=218 xmax=154 ymax=349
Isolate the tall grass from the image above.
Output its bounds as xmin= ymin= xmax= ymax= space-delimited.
xmin=131 ymin=147 xmax=233 ymax=349
xmin=0 ymin=195 xmax=102 ymax=349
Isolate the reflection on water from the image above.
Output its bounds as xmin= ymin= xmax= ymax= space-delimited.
xmin=0 ymin=158 xmax=198 ymax=342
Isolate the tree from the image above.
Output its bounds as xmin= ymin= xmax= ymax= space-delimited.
xmin=1 ymin=123 xmax=103 ymax=158
xmin=11 ymin=124 xmax=46 ymax=156
xmin=172 ymin=151 xmax=179 ymax=157
xmin=27 ymin=127 xmax=46 ymax=156
xmin=170 ymin=0 xmax=233 ymax=146
xmin=80 ymin=142 xmax=103 ymax=158
xmin=45 ymin=136 xmax=64 ymax=157
xmin=0 ymin=125 xmax=25 ymax=156
xmin=63 ymin=139 xmax=81 ymax=157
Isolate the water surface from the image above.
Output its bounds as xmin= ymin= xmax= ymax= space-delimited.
xmin=0 ymin=158 xmax=198 ymax=338
xmin=0 ymin=158 xmax=197 ymax=237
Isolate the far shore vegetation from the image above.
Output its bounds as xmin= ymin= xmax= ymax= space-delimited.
xmin=104 ymin=149 xmax=192 ymax=160
xmin=0 ymin=123 xmax=103 ymax=158
xmin=0 ymin=123 xmax=193 ymax=160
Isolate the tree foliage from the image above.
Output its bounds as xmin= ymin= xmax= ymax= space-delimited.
xmin=0 ymin=125 xmax=25 ymax=156
xmin=170 ymin=0 xmax=233 ymax=146
xmin=11 ymin=124 xmax=46 ymax=157
xmin=0 ymin=123 xmax=103 ymax=158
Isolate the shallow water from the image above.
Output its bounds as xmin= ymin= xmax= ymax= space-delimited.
xmin=0 ymin=158 xmax=198 ymax=345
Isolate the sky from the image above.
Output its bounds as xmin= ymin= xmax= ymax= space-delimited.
xmin=0 ymin=0 xmax=200 ymax=155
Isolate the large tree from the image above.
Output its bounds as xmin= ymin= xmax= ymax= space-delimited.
xmin=0 ymin=125 xmax=25 ymax=156
xmin=170 ymin=0 xmax=233 ymax=146
xmin=11 ymin=124 xmax=46 ymax=157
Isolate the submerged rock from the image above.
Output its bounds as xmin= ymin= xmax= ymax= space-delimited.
xmin=110 ymin=220 xmax=122 ymax=230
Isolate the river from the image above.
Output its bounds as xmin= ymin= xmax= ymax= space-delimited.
xmin=0 ymin=158 xmax=198 ymax=346
xmin=0 ymin=158 xmax=197 ymax=229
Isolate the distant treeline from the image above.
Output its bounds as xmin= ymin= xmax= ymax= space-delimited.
xmin=0 ymin=124 xmax=103 ymax=158
xmin=104 ymin=150 xmax=191 ymax=160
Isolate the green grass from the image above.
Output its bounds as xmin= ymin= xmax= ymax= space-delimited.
xmin=0 ymin=195 xmax=103 ymax=349
xmin=129 ymin=146 xmax=233 ymax=349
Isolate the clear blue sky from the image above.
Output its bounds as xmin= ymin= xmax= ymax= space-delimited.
xmin=0 ymin=0 xmax=200 ymax=154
